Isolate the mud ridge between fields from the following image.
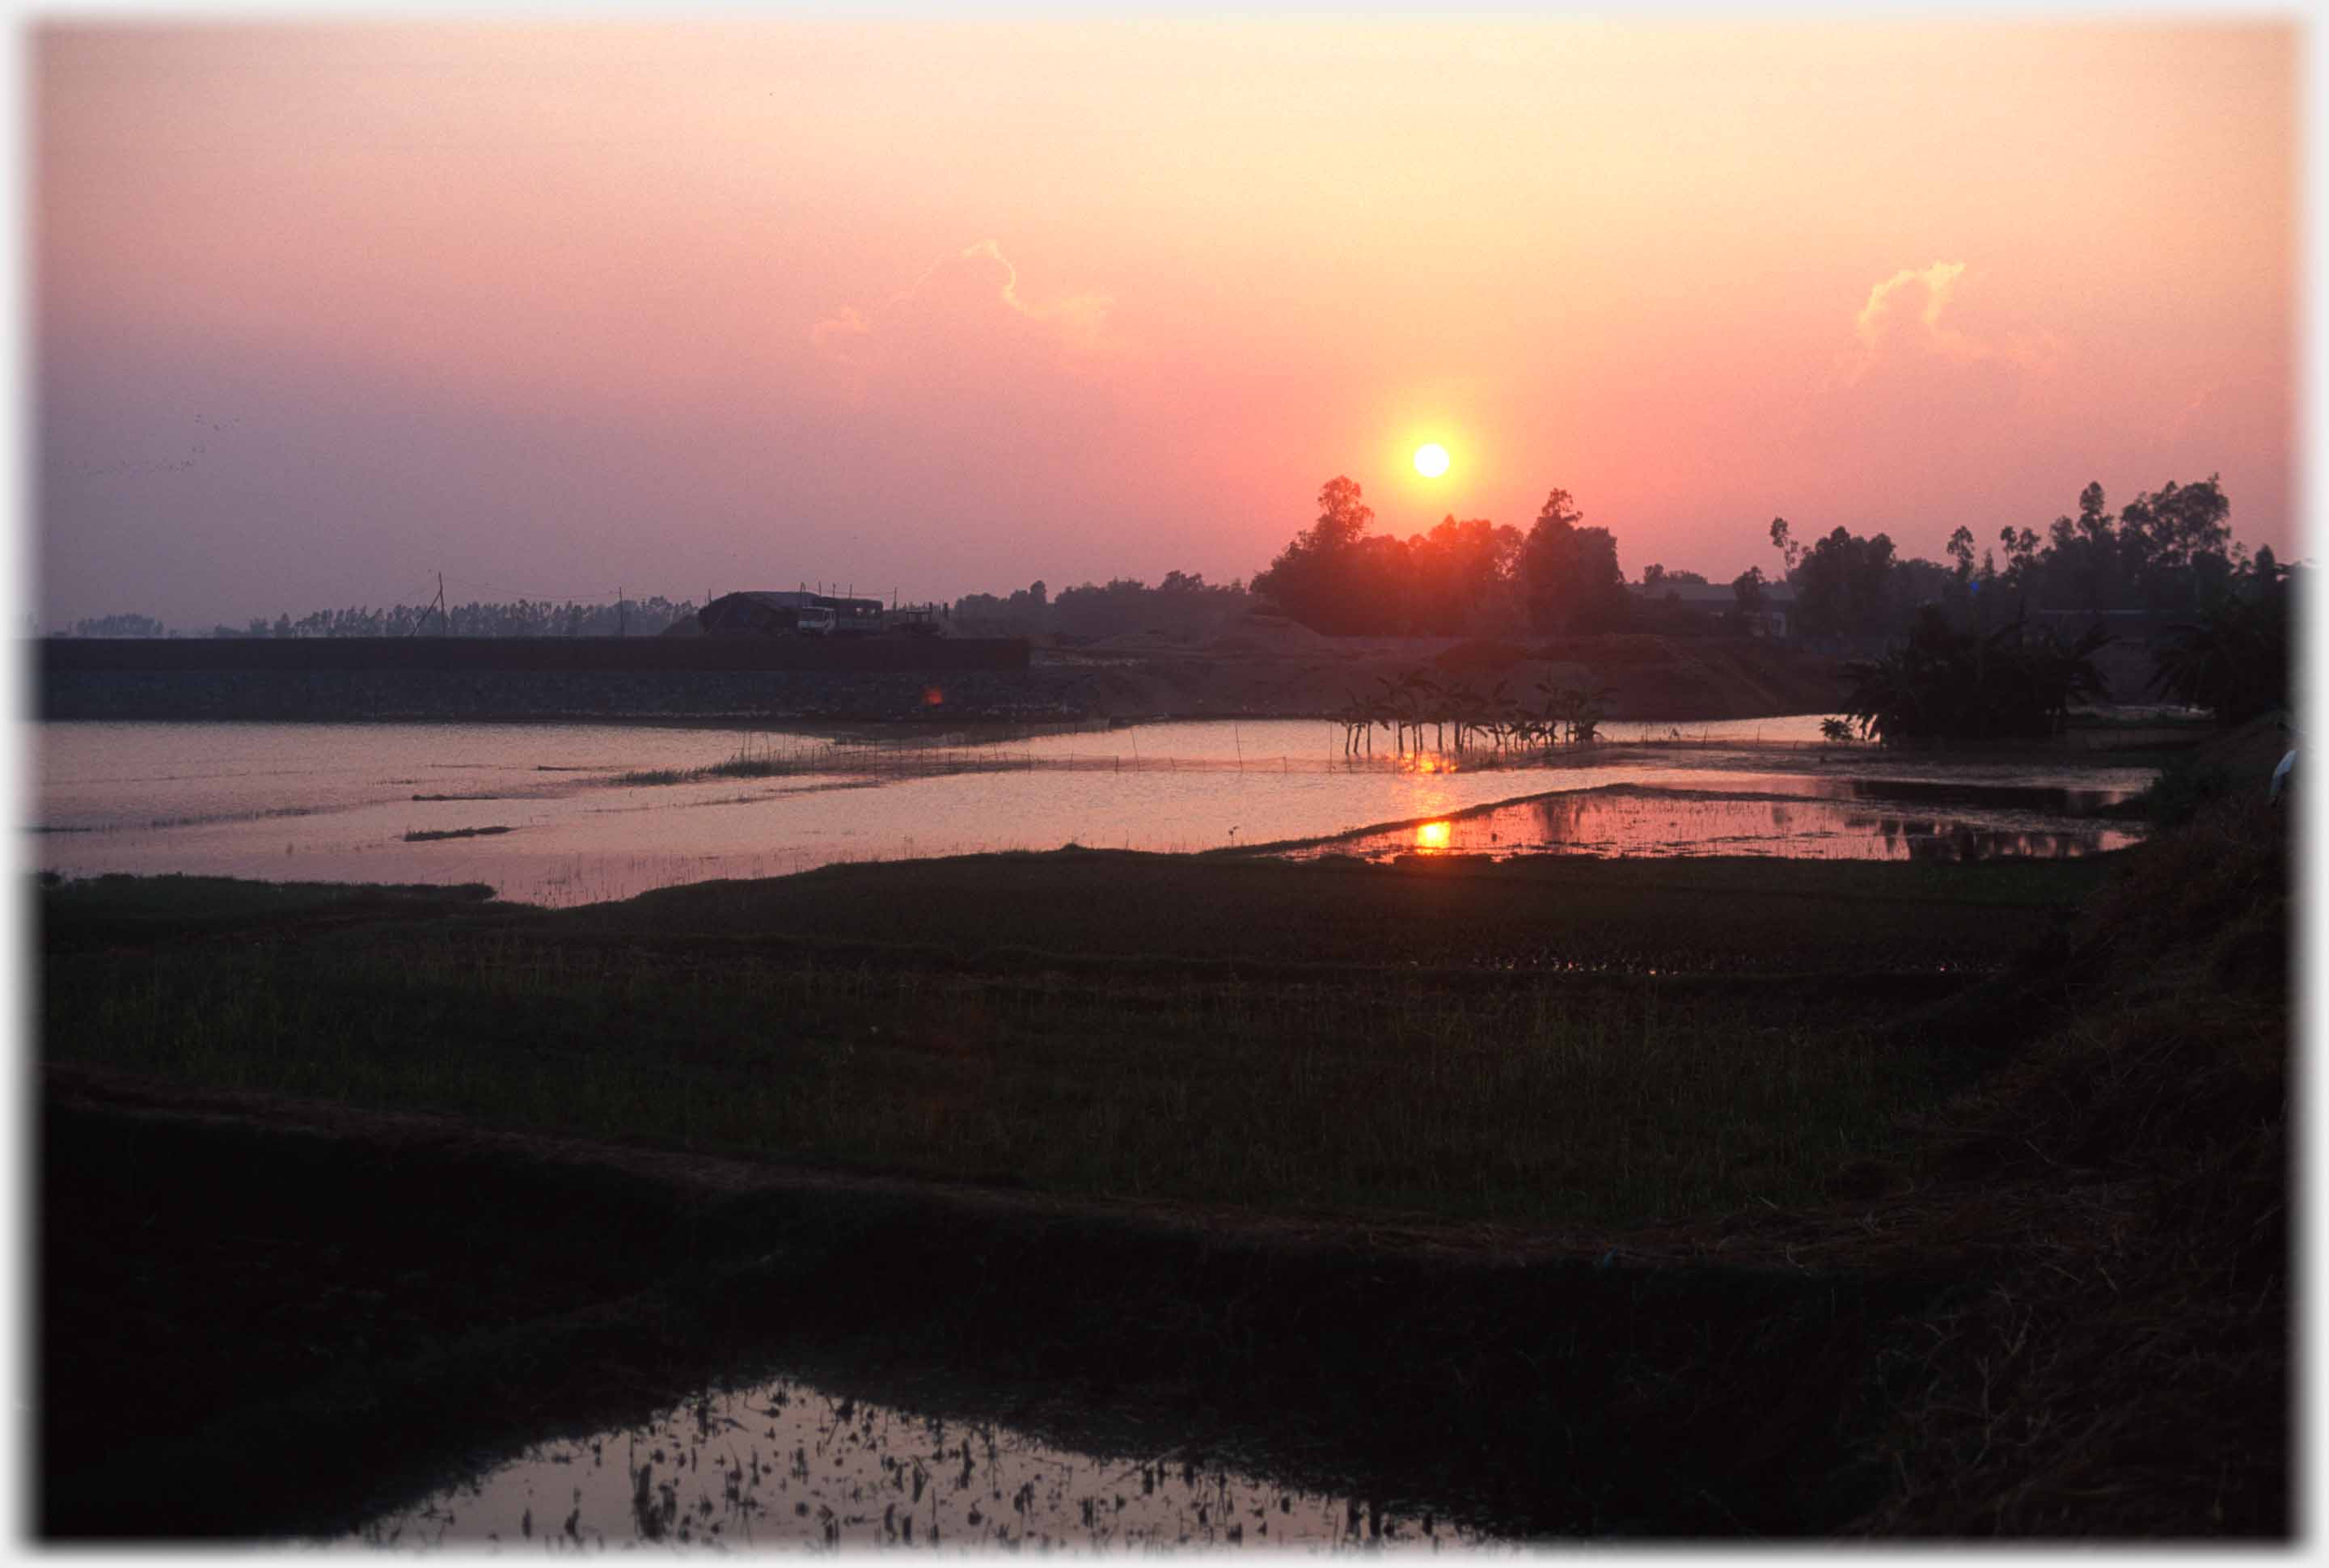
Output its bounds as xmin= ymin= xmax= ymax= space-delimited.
xmin=43 ymin=1064 xmax=1989 ymax=1541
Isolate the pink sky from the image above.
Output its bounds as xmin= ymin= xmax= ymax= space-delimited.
xmin=33 ymin=19 xmax=2298 ymax=628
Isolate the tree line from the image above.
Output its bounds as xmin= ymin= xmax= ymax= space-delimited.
xmin=951 ymin=571 xmax=1253 ymax=642
xmin=1764 ymin=475 xmax=2265 ymax=642
xmin=54 ymin=597 xmax=701 ymax=640
xmin=1247 ymin=471 xmax=2278 ymax=645
xmin=1251 ymin=478 xmax=1629 ymax=637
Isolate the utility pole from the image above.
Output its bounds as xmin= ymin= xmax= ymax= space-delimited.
xmin=618 ymin=585 xmax=626 ymax=638
xmin=412 ymin=572 xmax=446 ymax=636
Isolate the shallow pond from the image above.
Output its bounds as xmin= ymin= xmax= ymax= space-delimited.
xmin=339 ymin=1371 xmax=1498 ymax=1550
xmin=32 ymin=717 xmax=2156 ymax=905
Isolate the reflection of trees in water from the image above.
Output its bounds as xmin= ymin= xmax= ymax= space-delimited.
xmin=1391 ymin=792 xmax=2124 ymax=862
xmin=1859 ymin=814 xmax=2106 ymax=863
xmin=1528 ymin=792 xmax=1600 ymax=844
xmin=1841 ymin=779 xmax=2139 ymax=818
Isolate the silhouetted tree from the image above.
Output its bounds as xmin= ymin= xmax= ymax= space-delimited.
xmin=1790 ymin=527 xmax=1897 ymax=639
xmin=1405 ymin=514 xmax=1522 ymax=632
xmin=1252 ymin=476 xmax=1381 ymax=634
xmin=1769 ymin=517 xmax=1803 ymax=574
xmin=1520 ymin=488 xmax=1629 ymax=635
xmin=1946 ymin=526 xmax=1976 ymax=582
xmin=1997 ymin=526 xmax=2042 ymax=595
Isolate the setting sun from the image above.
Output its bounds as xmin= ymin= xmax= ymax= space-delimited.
xmin=1413 ymin=443 xmax=1449 ymax=479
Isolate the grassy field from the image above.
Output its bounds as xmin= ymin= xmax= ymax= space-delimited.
xmin=39 ymin=851 xmax=2100 ymax=1228
xmin=36 ymin=802 xmax=2284 ymax=1540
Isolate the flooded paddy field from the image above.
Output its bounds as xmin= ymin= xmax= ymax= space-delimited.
xmin=33 ymin=716 xmax=2158 ymax=902
xmin=1283 ymin=776 xmax=2147 ymax=864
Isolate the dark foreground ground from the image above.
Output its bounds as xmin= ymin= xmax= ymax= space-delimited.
xmin=36 ymin=779 xmax=2286 ymax=1539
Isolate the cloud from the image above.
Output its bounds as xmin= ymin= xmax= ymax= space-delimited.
xmin=1853 ymin=261 xmax=1966 ymax=352
xmin=806 ymin=304 xmax=871 ymax=353
xmin=809 ymin=241 xmax=1118 ymax=394
xmin=1841 ymin=261 xmax=2061 ymax=383
xmin=964 ymin=239 xmax=1114 ymax=352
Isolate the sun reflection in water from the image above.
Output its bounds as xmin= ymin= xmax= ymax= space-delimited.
xmin=1415 ymin=819 xmax=1453 ymax=851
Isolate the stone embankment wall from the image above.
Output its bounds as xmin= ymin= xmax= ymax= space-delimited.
xmin=36 ymin=637 xmax=1080 ymax=724
xmin=40 ymin=668 xmax=1088 ymax=724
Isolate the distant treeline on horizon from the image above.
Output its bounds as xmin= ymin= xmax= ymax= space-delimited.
xmin=51 ymin=471 xmax=2284 ymax=649
xmin=58 ymin=596 xmax=707 ymax=643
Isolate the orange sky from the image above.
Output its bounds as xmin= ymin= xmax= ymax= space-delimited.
xmin=34 ymin=19 xmax=2299 ymax=625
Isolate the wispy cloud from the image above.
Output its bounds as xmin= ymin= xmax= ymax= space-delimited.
xmin=965 ymin=239 xmax=1114 ymax=352
xmin=810 ymin=241 xmax=1118 ymax=393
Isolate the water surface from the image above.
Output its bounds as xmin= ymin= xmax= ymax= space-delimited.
xmin=1291 ymin=776 xmax=2146 ymax=864
xmin=344 ymin=1371 xmax=1495 ymax=1550
xmin=34 ymin=718 xmax=2154 ymax=905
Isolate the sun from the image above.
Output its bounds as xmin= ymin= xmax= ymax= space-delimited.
xmin=1413 ymin=442 xmax=1450 ymax=478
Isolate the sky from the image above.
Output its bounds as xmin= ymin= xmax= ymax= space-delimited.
xmin=29 ymin=17 xmax=2302 ymax=629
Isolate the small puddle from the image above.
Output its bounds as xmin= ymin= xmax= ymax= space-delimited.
xmin=340 ymin=1372 xmax=1501 ymax=1550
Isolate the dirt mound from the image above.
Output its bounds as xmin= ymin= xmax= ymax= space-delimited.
xmin=1431 ymin=640 xmax=1536 ymax=674
xmin=1198 ymin=611 xmax=1334 ymax=658
xmin=1081 ymin=626 xmax=1208 ymax=653
xmin=1530 ymin=633 xmax=1680 ymax=669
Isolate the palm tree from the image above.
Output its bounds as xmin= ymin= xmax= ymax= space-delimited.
xmin=1845 ymin=611 xmax=2110 ymax=742
xmin=2149 ymin=589 xmax=2289 ymax=726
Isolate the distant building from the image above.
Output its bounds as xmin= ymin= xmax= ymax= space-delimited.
xmin=694 ymin=590 xmax=886 ymax=638
xmin=1629 ymin=579 xmax=1796 ymax=640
